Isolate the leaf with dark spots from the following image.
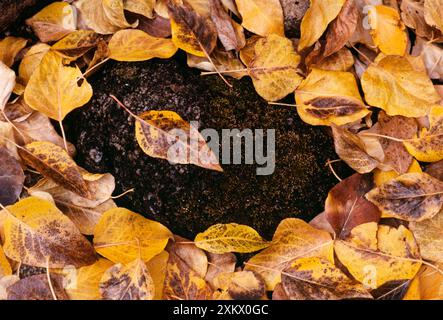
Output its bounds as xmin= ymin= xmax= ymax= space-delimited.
xmin=209 ymin=0 xmax=244 ymax=51
xmin=304 ymin=96 xmax=367 ymax=120
xmin=371 ymin=279 xmax=412 ymax=300
xmin=0 ymin=147 xmax=24 ymax=206
xmin=325 ymin=174 xmax=381 ymax=239
xmin=7 ymin=274 xmax=69 ymax=300
xmin=366 ymin=172 xmax=443 ymax=222
xmin=213 ymin=271 xmax=266 ymax=300
xmin=426 ymin=160 xmax=443 ymax=181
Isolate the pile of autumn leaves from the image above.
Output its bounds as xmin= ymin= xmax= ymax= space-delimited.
xmin=0 ymin=0 xmax=443 ymax=300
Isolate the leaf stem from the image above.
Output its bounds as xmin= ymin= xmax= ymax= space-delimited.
xmin=58 ymin=119 xmax=69 ymax=152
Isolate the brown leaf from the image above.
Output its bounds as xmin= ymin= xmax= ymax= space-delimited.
xmin=0 ymin=147 xmax=24 ymax=206
xmin=210 ymin=0 xmax=244 ymax=51
xmin=7 ymin=274 xmax=68 ymax=300
xmin=213 ymin=271 xmax=266 ymax=300
xmin=371 ymin=280 xmax=412 ymax=300
xmin=168 ymin=235 xmax=208 ymax=278
xmin=426 ymin=160 xmax=443 ymax=181
xmin=137 ymin=13 xmax=172 ymax=38
xmin=325 ymin=173 xmax=381 ymax=239
xmin=401 ymin=0 xmax=443 ymax=41
xmin=205 ymin=252 xmax=237 ymax=288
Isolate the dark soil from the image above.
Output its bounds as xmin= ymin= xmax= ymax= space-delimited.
xmin=66 ymin=54 xmax=347 ymax=239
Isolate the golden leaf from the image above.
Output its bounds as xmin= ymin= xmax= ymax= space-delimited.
xmin=361 ymin=55 xmax=440 ymax=117
xmin=2 ymin=197 xmax=97 ymax=268
xmin=298 ymin=0 xmax=346 ymax=51
xmin=0 ymin=37 xmax=28 ymax=68
xmin=245 ymin=218 xmax=334 ymax=290
xmin=235 ymin=0 xmax=284 ymax=37
xmin=309 ymin=48 xmax=355 ymax=72
xmin=124 ymin=0 xmax=156 ymax=19
xmin=108 ymin=29 xmax=177 ymax=61
xmin=335 ymin=222 xmax=421 ymax=289
xmin=368 ymin=5 xmax=408 ymax=56
xmin=417 ymin=265 xmax=443 ymax=299
xmin=26 ymin=2 xmax=76 ymax=43
xmin=24 ymin=51 xmax=93 ymax=121
xmin=366 ymin=172 xmax=443 ymax=222
xmin=248 ymin=34 xmax=303 ymax=102
xmin=93 ymin=208 xmax=173 ymax=264
xmin=296 ymin=68 xmax=369 ymax=126
xmin=18 ymin=44 xmax=50 ymax=86
xmin=213 ymin=270 xmax=266 ymax=300
xmin=0 ymin=246 xmax=12 ymax=278
xmin=135 ymin=110 xmax=222 ymax=172
xmin=99 ymin=258 xmax=155 ymax=300
xmin=194 ymin=223 xmax=270 ymax=254
xmin=52 ymin=30 xmax=101 ymax=61
xmin=424 ymin=0 xmax=443 ymax=32
xmin=169 ymin=236 xmax=208 ymax=278
xmin=281 ymin=257 xmax=372 ymax=300
xmin=374 ymin=159 xmax=422 ymax=187
xmin=146 ymin=251 xmax=169 ymax=299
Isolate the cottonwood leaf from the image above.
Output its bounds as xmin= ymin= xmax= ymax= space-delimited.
xmin=99 ymin=258 xmax=155 ymax=300
xmin=235 ymin=0 xmax=284 ymax=37
xmin=210 ymin=0 xmax=244 ymax=51
xmin=108 ymin=29 xmax=178 ymax=61
xmin=3 ymin=197 xmax=97 ymax=268
xmin=26 ymin=2 xmax=76 ymax=43
xmin=295 ymin=68 xmax=369 ymax=126
xmin=298 ymin=0 xmax=346 ymax=51
xmin=335 ymin=222 xmax=422 ymax=289
xmin=0 ymin=37 xmax=27 ymax=68
xmin=194 ymin=223 xmax=270 ymax=254
xmin=323 ymin=0 xmax=359 ymax=58
xmin=332 ymin=125 xmax=379 ymax=174
xmin=373 ymin=159 xmax=423 ymax=188
xmin=205 ymin=252 xmax=237 ymax=289
xmin=93 ymin=207 xmax=173 ymax=264
xmin=52 ymin=30 xmax=101 ymax=61
xmin=248 ymin=34 xmax=302 ymax=102
xmin=18 ymin=141 xmax=90 ymax=198
xmin=124 ymin=0 xmax=156 ymax=18
xmin=281 ymin=257 xmax=372 ymax=300
xmin=7 ymin=274 xmax=68 ymax=300
xmin=366 ymin=172 xmax=443 ymax=222
xmin=17 ymin=44 xmax=50 ymax=87
xmin=361 ymin=55 xmax=440 ymax=118
xmin=368 ymin=5 xmax=408 ymax=56
xmin=24 ymin=51 xmax=93 ymax=121
xmin=169 ymin=235 xmax=208 ymax=278
xmin=325 ymin=173 xmax=381 ymax=239
xmin=309 ymin=47 xmax=355 ymax=72
xmin=0 ymin=147 xmax=25 ymax=206
xmin=168 ymin=0 xmax=217 ymax=57
xmin=213 ymin=270 xmax=266 ymax=300
xmin=146 ymin=251 xmax=169 ymax=299
xmin=135 ymin=110 xmax=222 ymax=172
xmin=245 ymin=218 xmax=334 ymax=291
xmin=163 ymin=251 xmax=213 ymax=300
xmin=0 ymin=246 xmax=12 ymax=278
xmin=65 ymin=258 xmax=114 ymax=300
xmin=424 ymin=0 xmax=443 ymax=32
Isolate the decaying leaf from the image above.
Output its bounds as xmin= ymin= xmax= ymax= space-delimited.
xmin=2 ymin=197 xmax=97 ymax=268
xmin=194 ymin=223 xmax=270 ymax=254
xmin=26 ymin=2 xmax=76 ymax=43
xmin=0 ymin=62 xmax=15 ymax=110
xmin=169 ymin=236 xmax=208 ymax=278
xmin=309 ymin=47 xmax=355 ymax=72
xmin=213 ymin=270 xmax=266 ymax=300
xmin=52 ymin=30 xmax=101 ymax=61
xmin=210 ymin=0 xmax=245 ymax=51
xmin=0 ymin=147 xmax=25 ymax=206
xmin=295 ymin=68 xmax=369 ymax=126
xmin=0 ymin=246 xmax=12 ymax=278
xmin=245 ymin=218 xmax=334 ymax=290
xmin=108 ymin=29 xmax=177 ymax=61
xmin=0 ymin=276 xmax=19 ymax=300
xmin=247 ymin=34 xmax=302 ymax=101
xmin=401 ymin=0 xmax=443 ymax=41
xmin=0 ymin=37 xmax=28 ymax=68
xmin=417 ymin=265 xmax=443 ymax=299
xmin=124 ymin=0 xmax=156 ymax=18
xmin=146 ymin=251 xmax=169 ymax=299
xmin=325 ymin=174 xmax=381 ymax=239
xmin=24 ymin=51 xmax=93 ymax=121
xmin=366 ymin=172 xmax=443 ymax=222
xmin=235 ymin=0 xmax=284 ymax=37
xmin=371 ymin=280 xmax=413 ymax=300
xmin=99 ymin=258 xmax=155 ymax=300
xmin=424 ymin=0 xmax=443 ymax=32
xmin=335 ymin=222 xmax=422 ymax=289
xmin=205 ymin=252 xmax=237 ymax=289
xmin=17 ymin=44 xmax=50 ymax=87
xmin=373 ymin=159 xmax=423 ymax=187
xmin=281 ymin=257 xmax=372 ymax=300
xmin=135 ymin=110 xmax=222 ymax=172
xmin=7 ymin=274 xmax=68 ymax=300
xmin=412 ymin=39 xmax=443 ymax=80
xmin=93 ymin=208 xmax=173 ymax=264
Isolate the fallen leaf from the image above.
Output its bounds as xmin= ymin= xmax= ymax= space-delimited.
xmin=245 ymin=218 xmax=334 ymax=290
xmin=374 ymin=159 xmax=422 ymax=187
xmin=309 ymin=47 xmax=355 ymax=72
xmin=366 ymin=172 xmax=443 ymax=222
xmin=0 ymin=62 xmax=15 ymax=110
xmin=17 ymin=44 xmax=50 ymax=87
xmin=7 ymin=274 xmax=68 ymax=300
xmin=427 ymin=160 xmax=443 ymax=181
xmin=135 ymin=110 xmax=222 ymax=172
xmin=137 ymin=13 xmax=172 ymax=38
xmin=371 ymin=280 xmax=413 ymax=300
xmin=213 ymin=270 xmax=266 ymax=300
xmin=0 ymin=147 xmax=24 ymax=206
xmin=417 ymin=265 xmax=443 ymax=299
xmin=248 ymin=34 xmax=303 ymax=101
xmin=0 ymin=245 xmax=12 ymax=277
xmin=194 ymin=223 xmax=270 ymax=254
xmin=335 ymin=222 xmax=422 ymax=289
xmin=412 ymin=38 xmax=443 ymax=79
xmin=0 ymin=37 xmax=27 ymax=67
xmin=0 ymin=275 xmax=19 ymax=300
xmin=187 ymin=50 xmax=247 ymax=79
xmin=124 ymin=0 xmax=156 ymax=18
xmin=205 ymin=252 xmax=237 ymax=288
xmin=401 ymin=0 xmax=443 ymax=41
xmin=99 ymin=258 xmax=155 ymax=300
xmin=169 ymin=235 xmax=208 ymax=278
xmin=424 ymin=0 xmax=443 ymax=32
xmin=52 ymin=30 xmax=101 ymax=61
xmin=108 ymin=29 xmax=177 ymax=61
xmin=210 ymin=0 xmax=244 ymax=51
xmin=93 ymin=207 xmax=173 ymax=264
xmin=281 ymin=257 xmax=372 ymax=300
xmin=2 ymin=197 xmax=97 ymax=268
xmin=146 ymin=251 xmax=169 ymax=299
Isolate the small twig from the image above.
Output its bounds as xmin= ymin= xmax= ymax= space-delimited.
xmin=111 ymin=188 xmax=135 ymax=199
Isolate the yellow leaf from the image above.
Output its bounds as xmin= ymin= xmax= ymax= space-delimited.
xmin=65 ymin=258 xmax=114 ymax=300
xmin=135 ymin=110 xmax=222 ymax=172
xmin=124 ymin=0 xmax=156 ymax=18
xmin=0 ymin=37 xmax=28 ymax=67
xmin=0 ymin=246 xmax=12 ymax=278
xmin=194 ymin=223 xmax=270 ymax=254
xmin=24 ymin=51 xmax=93 ymax=121
xmin=245 ymin=218 xmax=334 ymax=290
xmin=424 ymin=0 xmax=443 ymax=32
xmin=374 ymin=159 xmax=422 ymax=187
xmin=146 ymin=251 xmax=169 ymax=300
xmin=93 ymin=208 xmax=173 ymax=264
xmin=309 ymin=47 xmax=355 ymax=72
xmin=18 ymin=43 xmax=50 ymax=86
xmin=26 ymin=2 xmax=76 ymax=43
xmin=417 ymin=265 xmax=443 ymax=299
xmin=248 ymin=34 xmax=303 ymax=101
xmin=335 ymin=222 xmax=421 ymax=289
xmin=281 ymin=257 xmax=372 ymax=300
xmin=99 ymin=258 xmax=155 ymax=300
xmin=298 ymin=0 xmax=346 ymax=51
xmin=52 ymin=30 xmax=101 ymax=61
xmin=296 ymin=68 xmax=369 ymax=126
xmin=2 ymin=197 xmax=97 ymax=268
xmin=361 ymin=55 xmax=440 ymax=117
xmin=213 ymin=270 xmax=266 ymax=300
xmin=368 ymin=5 xmax=408 ymax=56
xmin=108 ymin=29 xmax=177 ymax=61
xmin=235 ymin=0 xmax=284 ymax=37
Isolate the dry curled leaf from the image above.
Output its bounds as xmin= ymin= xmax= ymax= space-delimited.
xmin=210 ymin=0 xmax=245 ymax=51
xmin=0 ymin=147 xmax=25 ymax=206
xmin=194 ymin=223 xmax=270 ymax=254
xmin=7 ymin=274 xmax=68 ymax=300
xmin=401 ymin=0 xmax=443 ymax=41
xmin=0 ymin=37 xmax=27 ymax=68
